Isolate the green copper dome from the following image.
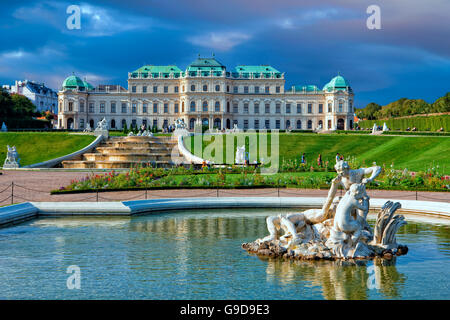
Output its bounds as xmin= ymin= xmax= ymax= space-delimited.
xmin=62 ymin=75 xmax=85 ymax=89
xmin=83 ymin=80 xmax=94 ymax=90
xmin=323 ymin=75 xmax=351 ymax=92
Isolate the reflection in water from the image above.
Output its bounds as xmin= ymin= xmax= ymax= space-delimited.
xmin=263 ymin=256 xmax=405 ymax=300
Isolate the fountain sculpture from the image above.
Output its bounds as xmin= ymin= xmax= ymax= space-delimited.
xmin=242 ymin=160 xmax=408 ymax=260
xmin=3 ymin=145 xmax=20 ymax=168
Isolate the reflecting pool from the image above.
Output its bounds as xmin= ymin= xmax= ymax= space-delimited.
xmin=0 ymin=208 xmax=448 ymax=299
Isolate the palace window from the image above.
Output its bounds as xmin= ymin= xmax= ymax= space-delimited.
xmin=286 ymin=104 xmax=291 ymax=114
xmin=203 ymin=85 xmax=208 ymax=92
xmin=349 ymin=101 xmax=353 ymax=113
xmin=89 ymin=103 xmax=94 ymax=113
xmin=132 ymin=119 xmax=137 ymax=127
xmin=275 ymin=104 xmax=281 ymax=114
xmin=191 ymin=85 xmax=195 ymax=92
xmin=202 ymin=101 xmax=208 ymax=112
xmin=132 ymin=103 xmax=136 ymax=113
xmin=244 ymin=103 xmax=249 ymax=114
xmin=163 ymin=119 xmax=168 ymax=128
xmin=265 ymin=119 xmax=270 ymax=129
xmin=121 ymin=103 xmax=126 ymax=113
xmin=142 ymin=119 xmax=147 ymax=128
xmin=255 ymin=86 xmax=259 ymax=94
xmin=80 ymin=101 xmax=84 ymax=112
xmin=276 ymin=86 xmax=280 ymax=93
xmin=215 ymin=85 xmax=220 ymax=92
xmin=328 ymin=103 xmax=332 ymax=113
xmin=153 ymin=119 xmax=158 ymax=128
xmin=164 ymin=103 xmax=169 ymax=113
xmin=143 ymin=103 xmax=147 ymax=113
xmin=254 ymin=103 xmax=259 ymax=114
xmin=111 ymin=102 xmax=116 ymax=113
xmin=254 ymin=119 xmax=259 ymax=129
xmin=265 ymin=86 xmax=270 ymax=93
xmin=308 ymin=104 xmax=312 ymax=113
xmin=297 ymin=103 xmax=302 ymax=113
xmin=318 ymin=104 xmax=323 ymax=113
xmin=153 ymin=103 xmax=158 ymax=113
xmin=227 ymin=85 xmax=230 ymax=92
xmin=174 ymin=86 xmax=179 ymax=93
xmin=142 ymin=86 xmax=147 ymax=93
xmin=339 ymin=102 xmax=343 ymax=112
xmin=307 ymin=120 xmax=312 ymax=129
xmin=276 ymin=119 xmax=280 ymax=129
xmin=296 ymin=120 xmax=302 ymax=129
xmin=190 ymin=101 xmax=196 ymax=112
xmin=100 ymin=102 xmax=105 ymax=113
xmin=286 ymin=120 xmax=291 ymax=129
xmin=215 ymin=101 xmax=220 ymax=112
xmin=132 ymin=86 xmax=136 ymax=93
xmin=121 ymin=119 xmax=126 ymax=128
xmin=233 ymin=86 xmax=238 ymax=93
xmin=175 ymin=103 xmax=179 ymax=113
xmin=164 ymin=86 xmax=168 ymax=93
xmin=153 ymin=86 xmax=158 ymax=93
xmin=80 ymin=119 xmax=85 ymax=128
xmin=68 ymin=102 xmax=73 ymax=112
xmin=244 ymin=86 xmax=249 ymax=94
xmin=244 ymin=119 xmax=249 ymax=130
xmin=233 ymin=103 xmax=238 ymax=113
xmin=265 ymin=104 xmax=270 ymax=114
xmin=227 ymin=101 xmax=230 ymax=113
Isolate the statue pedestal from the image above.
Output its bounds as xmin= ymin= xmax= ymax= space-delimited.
xmin=94 ymin=129 xmax=109 ymax=139
xmin=2 ymin=162 xmax=19 ymax=169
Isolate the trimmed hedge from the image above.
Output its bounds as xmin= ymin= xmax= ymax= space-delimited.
xmin=0 ymin=117 xmax=50 ymax=129
xmin=359 ymin=115 xmax=450 ymax=132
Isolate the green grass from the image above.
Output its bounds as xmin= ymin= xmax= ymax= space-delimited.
xmin=359 ymin=114 xmax=450 ymax=132
xmin=0 ymin=132 xmax=96 ymax=166
xmin=185 ymin=133 xmax=450 ymax=173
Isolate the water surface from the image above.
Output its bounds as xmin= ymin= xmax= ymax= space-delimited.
xmin=0 ymin=208 xmax=448 ymax=300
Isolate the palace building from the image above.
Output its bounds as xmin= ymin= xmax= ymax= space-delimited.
xmin=57 ymin=56 xmax=355 ymax=131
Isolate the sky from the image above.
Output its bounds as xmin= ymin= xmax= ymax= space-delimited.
xmin=0 ymin=0 xmax=449 ymax=108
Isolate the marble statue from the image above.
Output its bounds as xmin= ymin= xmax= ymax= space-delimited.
xmin=235 ymin=145 xmax=246 ymax=164
xmin=243 ymin=160 xmax=409 ymax=260
xmin=173 ymin=118 xmax=189 ymax=137
xmin=3 ymin=145 xmax=20 ymax=168
xmin=94 ymin=118 xmax=109 ymax=138
xmin=1 ymin=122 xmax=7 ymax=132
xmin=83 ymin=123 xmax=92 ymax=132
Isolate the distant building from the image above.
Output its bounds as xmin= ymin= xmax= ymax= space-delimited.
xmin=2 ymin=80 xmax=58 ymax=113
xmin=57 ymin=56 xmax=355 ymax=131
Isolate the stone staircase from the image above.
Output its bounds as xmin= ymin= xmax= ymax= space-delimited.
xmin=62 ymin=136 xmax=185 ymax=169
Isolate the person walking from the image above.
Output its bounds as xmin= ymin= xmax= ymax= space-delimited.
xmin=336 ymin=153 xmax=340 ymax=163
xmin=301 ymin=153 xmax=306 ymax=164
xmin=317 ymin=154 xmax=322 ymax=167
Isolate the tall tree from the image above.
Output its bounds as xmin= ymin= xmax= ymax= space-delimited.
xmin=0 ymin=87 xmax=14 ymax=117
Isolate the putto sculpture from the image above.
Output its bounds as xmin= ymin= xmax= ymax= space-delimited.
xmin=3 ymin=145 xmax=20 ymax=168
xmin=235 ymin=145 xmax=246 ymax=164
xmin=243 ymin=160 xmax=408 ymax=260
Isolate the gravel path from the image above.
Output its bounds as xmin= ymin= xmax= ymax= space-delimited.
xmin=0 ymin=170 xmax=448 ymax=205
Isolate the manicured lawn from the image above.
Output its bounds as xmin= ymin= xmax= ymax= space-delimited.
xmin=0 ymin=132 xmax=96 ymax=166
xmin=185 ymin=133 xmax=450 ymax=173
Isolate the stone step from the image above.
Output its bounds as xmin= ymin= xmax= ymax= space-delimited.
xmin=95 ymin=147 xmax=173 ymax=154
xmin=82 ymin=153 xmax=175 ymax=162
xmin=104 ymin=141 xmax=176 ymax=148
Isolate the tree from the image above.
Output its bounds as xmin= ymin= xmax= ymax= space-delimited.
xmin=432 ymin=92 xmax=450 ymax=113
xmin=356 ymin=102 xmax=381 ymax=120
xmin=0 ymin=87 xmax=13 ymax=117
xmin=11 ymin=93 xmax=36 ymax=116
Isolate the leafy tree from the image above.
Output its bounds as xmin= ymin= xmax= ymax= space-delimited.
xmin=356 ymin=102 xmax=381 ymax=120
xmin=122 ymin=122 xmax=128 ymax=133
xmin=0 ymin=87 xmax=13 ymax=117
xmin=432 ymin=92 xmax=450 ymax=113
xmin=11 ymin=93 xmax=36 ymax=116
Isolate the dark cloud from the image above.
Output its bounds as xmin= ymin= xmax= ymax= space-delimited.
xmin=0 ymin=0 xmax=448 ymax=107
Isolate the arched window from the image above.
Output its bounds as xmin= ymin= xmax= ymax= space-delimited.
xmin=121 ymin=119 xmax=126 ymax=129
xmin=318 ymin=120 xmax=323 ymax=127
xmin=189 ymin=118 xmax=196 ymax=129
xmin=202 ymin=118 xmax=209 ymax=126
xmin=190 ymin=101 xmax=196 ymax=112
xmin=203 ymin=84 xmax=208 ymax=92
xmin=182 ymin=101 xmax=185 ymax=113
xmin=286 ymin=120 xmax=290 ymax=129
xmin=227 ymin=101 xmax=230 ymax=113
xmin=215 ymin=101 xmax=220 ymax=112
xmin=226 ymin=118 xmax=231 ymax=129
xmin=307 ymin=120 xmax=312 ymax=129
xmin=110 ymin=119 xmax=116 ymax=129
xmin=215 ymin=85 xmax=220 ymax=92
xmin=89 ymin=119 xmax=94 ymax=129
xmin=202 ymin=101 xmax=208 ymax=112
xmin=214 ymin=118 xmax=221 ymax=129
xmin=296 ymin=120 xmax=302 ymax=129
xmin=190 ymin=84 xmax=195 ymax=92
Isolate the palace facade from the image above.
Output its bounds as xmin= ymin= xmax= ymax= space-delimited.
xmin=57 ymin=57 xmax=355 ymax=131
